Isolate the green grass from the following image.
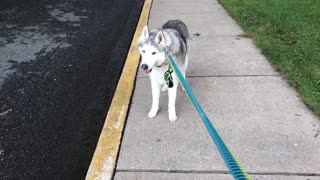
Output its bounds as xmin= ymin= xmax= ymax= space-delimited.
xmin=218 ymin=0 xmax=320 ymax=116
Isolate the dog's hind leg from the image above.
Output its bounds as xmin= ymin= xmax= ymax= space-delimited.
xmin=182 ymin=55 xmax=189 ymax=79
xmin=149 ymin=80 xmax=160 ymax=118
xmin=168 ymin=75 xmax=178 ymax=122
xmin=180 ymin=55 xmax=189 ymax=92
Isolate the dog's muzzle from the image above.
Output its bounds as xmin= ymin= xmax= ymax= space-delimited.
xmin=141 ymin=64 xmax=152 ymax=74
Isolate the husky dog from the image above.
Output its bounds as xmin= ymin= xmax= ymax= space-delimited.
xmin=138 ymin=20 xmax=189 ymax=122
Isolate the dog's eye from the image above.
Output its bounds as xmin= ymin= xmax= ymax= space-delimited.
xmin=142 ymin=50 xmax=145 ymax=53
xmin=152 ymin=52 xmax=157 ymax=55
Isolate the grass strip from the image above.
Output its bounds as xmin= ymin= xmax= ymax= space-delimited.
xmin=219 ymin=0 xmax=320 ymax=116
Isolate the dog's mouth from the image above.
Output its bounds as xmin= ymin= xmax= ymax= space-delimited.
xmin=144 ymin=69 xmax=152 ymax=74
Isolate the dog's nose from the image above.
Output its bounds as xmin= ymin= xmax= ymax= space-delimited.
xmin=141 ymin=64 xmax=148 ymax=70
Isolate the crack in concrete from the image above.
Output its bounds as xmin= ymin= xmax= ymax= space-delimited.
xmin=116 ymin=169 xmax=320 ymax=177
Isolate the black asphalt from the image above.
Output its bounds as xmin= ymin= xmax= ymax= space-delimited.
xmin=0 ymin=0 xmax=144 ymax=179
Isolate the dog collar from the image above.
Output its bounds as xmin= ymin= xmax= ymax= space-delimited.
xmin=157 ymin=61 xmax=168 ymax=68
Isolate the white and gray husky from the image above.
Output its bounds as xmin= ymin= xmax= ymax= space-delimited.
xmin=138 ymin=20 xmax=189 ymax=122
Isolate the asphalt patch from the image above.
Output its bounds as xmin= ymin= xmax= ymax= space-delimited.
xmin=0 ymin=0 xmax=144 ymax=179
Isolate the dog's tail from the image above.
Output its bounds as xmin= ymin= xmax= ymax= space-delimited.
xmin=162 ymin=20 xmax=189 ymax=43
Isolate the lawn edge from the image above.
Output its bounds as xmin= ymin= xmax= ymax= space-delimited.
xmin=217 ymin=0 xmax=320 ymax=117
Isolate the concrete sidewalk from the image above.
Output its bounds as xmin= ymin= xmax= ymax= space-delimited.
xmin=114 ymin=0 xmax=320 ymax=179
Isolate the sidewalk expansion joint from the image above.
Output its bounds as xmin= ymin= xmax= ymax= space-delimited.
xmin=191 ymin=35 xmax=244 ymax=38
xmin=186 ymin=75 xmax=280 ymax=77
xmin=152 ymin=12 xmax=227 ymax=16
xmin=116 ymin=169 xmax=320 ymax=177
xmin=137 ymin=74 xmax=280 ymax=78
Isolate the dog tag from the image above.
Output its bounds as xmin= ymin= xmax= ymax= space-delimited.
xmin=164 ymin=69 xmax=174 ymax=88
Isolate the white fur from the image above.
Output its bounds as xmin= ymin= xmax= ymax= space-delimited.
xmin=138 ymin=25 xmax=188 ymax=122
xmin=148 ymin=65 xmax=180 ymax=122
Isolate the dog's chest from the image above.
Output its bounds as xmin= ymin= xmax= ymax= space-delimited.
xmin=149 ymin=67 xmax=168 ymax=85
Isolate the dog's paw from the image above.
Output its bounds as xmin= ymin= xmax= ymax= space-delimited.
xmin=161 ymin=85 xmax=168 ymax=92
xmin=168 ymin=112 xmax=177 ymax=122
xmin=148 ymin=108 xmax=158 ymax=118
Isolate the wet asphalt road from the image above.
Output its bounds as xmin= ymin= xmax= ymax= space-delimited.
xmin=0 ymin=0 xmax=143 ymax=179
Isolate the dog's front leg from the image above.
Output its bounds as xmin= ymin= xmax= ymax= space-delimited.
xmin=148 ymin=80 xmax=160 ymax=118
xmin=168 ymin=78 xmax=178 ymax=122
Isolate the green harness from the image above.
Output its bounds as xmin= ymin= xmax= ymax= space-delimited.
xmin=164 ymin=68 xmax=174 ymax=88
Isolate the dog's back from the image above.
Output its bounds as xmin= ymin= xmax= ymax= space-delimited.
xmin=162 ymin=20 xmax=189 ymax=44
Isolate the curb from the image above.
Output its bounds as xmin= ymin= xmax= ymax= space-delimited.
xmin=85 ymin=0 xmax=152 ymax=179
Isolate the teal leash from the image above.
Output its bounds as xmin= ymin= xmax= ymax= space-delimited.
xmin=166 ymin=53 xmax=250 ymax=180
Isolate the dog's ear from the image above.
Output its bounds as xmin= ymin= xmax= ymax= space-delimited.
xmin=139 ymin=25 xmax=149 ymax=42
xmin=155 ymin=31 xmax=166 ymax=46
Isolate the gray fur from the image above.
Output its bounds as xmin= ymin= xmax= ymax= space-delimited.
xmin=162 ymin=20 xmax=189 ymax=66
xmin=163 ymin=27 xmax=188 ymax=66
xmin=162 ymin=20 xmax=190 ymax=44
xmin=145 ymin=29 xmax=161 ymax=48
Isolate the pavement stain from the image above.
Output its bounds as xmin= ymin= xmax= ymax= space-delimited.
xmin=0 ymin=108 xmax=12 ymax=117
xmin=312 ymin=124 xmax=320 ymax=138
xmin=0 ymin=1 xmax=90 ymax=87
xmin=46 ymin=2 xmax=89 ymax=23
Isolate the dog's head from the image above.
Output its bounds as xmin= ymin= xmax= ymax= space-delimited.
xmin=138 ymin=25 xmax=166 ymax=74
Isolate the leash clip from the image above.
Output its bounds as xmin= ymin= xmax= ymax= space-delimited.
xmin=163 ymin=46 xmax=169 ymax=54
